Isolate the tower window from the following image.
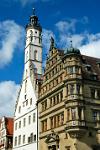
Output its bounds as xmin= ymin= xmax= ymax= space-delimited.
xmin=34 ymin=50 xmax=37 ymax=60
xmin=25 ymin=80 xmax=27 ymax=93
xmin=30 ymin=30 xmax=33 ymax=35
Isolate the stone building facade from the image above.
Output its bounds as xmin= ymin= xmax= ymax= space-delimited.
xmin=38 ymin=39 xmax=100 ymax=150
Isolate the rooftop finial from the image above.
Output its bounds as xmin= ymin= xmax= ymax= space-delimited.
xmin=50 ymin=36 xmax=55 ymax=50
xmin=70 ymin=40 xmax=73 ymax=48
xmin=33 ymin=8 xmax=35 ymax=16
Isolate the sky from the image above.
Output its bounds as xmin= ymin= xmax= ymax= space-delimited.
xmin=0 ymin=0 xmax=100 ymax=117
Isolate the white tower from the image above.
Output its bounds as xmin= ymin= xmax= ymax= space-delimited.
xmin=13 ymin=9 xmax=42 ymax=150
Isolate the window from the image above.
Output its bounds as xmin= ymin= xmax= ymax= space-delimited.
xmin=30 ymin=133 xmax=33 ymax=142
xmin=26 ymin=100 xmax=28 ymax=106
xmin=91 ymin=89 xmax=95 ymax=99
xmin=18 ymin=106 xmax=21 ymax=113
xmin=53 ymin=96 xmax=56 ymax=105
xmin=78 ymin=108 xmax=82 ymax=120
xmin=50 ymin=117 xmax=53 ymax=129
xmin=88 ymin=132 xmax=93 ymax=137
xmin=28 ymin=116 xmax=31 ymax=124
xmin=26 ymin=51 xmax=28 ymax=61
xmin=75 ymin=66 xmax=79 ymax=74
xmin=19 ymin=121 xmax=21 ymax=128
xmin=61 ymin=113 xmax=64 ymax=125
xmin=23 ymin=135 xmax=25 ymax=144
xmin=25 ymin=94 xmax=26 ymax=100
xmin=76 ymin=84 xmax=80 ymax=94
xmin=57 ymin=115 xmax=60 ymax=127
xmin=71 ymin=108 xmax=76 ymax=120
xmin=68 ymin=66 xmax=73 ymax=74
xmin=25 ymin=80 xmax=27 ymax=93
xmin=70 ymin=84 xmax=74 ymax=94
xmin=97 ymin=90 xmax=100 ymax=99
xmin=28 ymin=137 xmax=31 ymax=143
xmin=60 ymin=91 xmax=63 ymax=101
xmin=23 ymin=118 xmax=26 ymax=127
xmin=42 ymin=120 xmax=47 ymax=132
xmin=15 ymin=122 xmax=17 ymax=130
xmin=54 ymin=116 xmax=56 ymax=128
xmin=93 ymin=111 xmax=97 ymax=121
xmin=57 ymin=94 xmax=59 ymax=104
xmin=14 ymin=137 xmax=17 ymax=146
xmin=18 ymin=135 xmax=21 ymax=145
xmin=34 ymin=50 xmax=37 ymax=60
xmin=42 ymin=100 xmax=47 ymax=111
xmin=67 ymin=109 xmax=70 ymax=121
xmin=26 ymin=69 xmax=28 ymax=78
xmin=34 ymin=135 xmax=36 ymax=141
xmin=33 ymin=113 xmax=36 ymax=122
xmin=30 ymin=98 xmax=32 ymax=105
xmin=30 ymin=30 xmax=33 ymax=35
xmin=65 ymin=146 xmax=70 ymax=150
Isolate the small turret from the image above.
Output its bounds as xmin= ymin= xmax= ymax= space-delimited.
xmin=67 ymin=41 xmax=80 ymax=54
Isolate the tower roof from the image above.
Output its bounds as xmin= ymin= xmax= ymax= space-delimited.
xmin=26 ymin=8 xmax=42 ymax=31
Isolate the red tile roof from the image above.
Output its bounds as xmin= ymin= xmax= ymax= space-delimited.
xmin=82 ymin=55 xmax=100 ymax=81
xmin=5 ymin=117 xmax=14 ymax=136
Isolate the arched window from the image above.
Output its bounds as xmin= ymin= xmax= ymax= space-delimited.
xmin=26 ymin=51 xmax=28 ymax=62
xmin=34 ymin=50 xmax=37 ymax=60
xmin=30 ymin=30 xmax=33 ymax=42
xmin=25 ymin=80 xmax=27 ymax=93
xmin=30 ymin=30 xmax=33 ymax=35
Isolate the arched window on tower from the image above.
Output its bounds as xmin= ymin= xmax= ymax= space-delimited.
xmin=34 ymin=50 xmax=38 ymax=60
xmin=30 ymin=30 xmax=33 ymax=42
xmin=26 ymin=51 xmax=28 ymax=62
xmin=25 ymin=80 xmax=27 ymax=93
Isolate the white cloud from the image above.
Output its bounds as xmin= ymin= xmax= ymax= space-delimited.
xmin=54 ymin=17 xmax=100 ymax=58
xmin=55 ymin=19 xmax=77 ymax=33
xmin=42 ymin=28 xmax=55 ymax=50
xmin=80 ymin=33 xmax=100 ymax=58
xmin=0 ymin=81 xmax=19 ymax=117
xmin=0 ymin=20 xmax=25 ymax=68
xmin=17 ymin=0 xmax=37 ymax=6
xmin=14 ymin=0 xmax=51 ymax=6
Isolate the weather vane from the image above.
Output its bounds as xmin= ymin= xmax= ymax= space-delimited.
xmin=33 ymin=8 xmax=35 ymax=15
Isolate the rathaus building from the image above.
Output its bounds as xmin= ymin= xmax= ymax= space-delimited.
xmin=38 ymin=38 xmax=100 ymax=150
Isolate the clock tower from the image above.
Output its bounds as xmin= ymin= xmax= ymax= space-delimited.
xmin=13 ymin=9 xmax=42 ymax=150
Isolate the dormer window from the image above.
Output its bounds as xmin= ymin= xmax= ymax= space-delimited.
xmin=91 ymin=74 xmax=97 ymax=80
xmin=97 ymin=62 xmax=100 ymax=68
xmin=85 ymin=64 xmax=91 ymax=71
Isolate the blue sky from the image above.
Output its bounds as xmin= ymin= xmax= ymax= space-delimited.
xmin=0 ymin=0 xmax=100 ymax=117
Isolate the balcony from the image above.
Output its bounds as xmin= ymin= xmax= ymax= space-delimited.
xmin=64 ymin=74 xmax=82 ymax=81
xmin=65 ymin=120 xmax=87 ymax=138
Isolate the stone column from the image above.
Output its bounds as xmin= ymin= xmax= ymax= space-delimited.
xmin=70 ymin=108 xmax=72 ymax=120
xmin=76 ymin=107 xmax=79 ymax=120
xmin=95 ymin=89 xmax=98 ymax=99
xmin=81 ymin=108 xmax=84 ymax=120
